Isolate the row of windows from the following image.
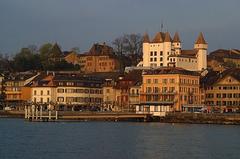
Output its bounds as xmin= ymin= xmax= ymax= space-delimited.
xmin=131 ymin=89 xmax=139 ymax=95
xmin=179 ymin=87 xmax=199 ymax=93
xmin=206 ymin=93 xmax=240 ymax=98
xmin=146 ymin=78 xmax=198 ymax=85
xmin=57 ymin=88 xmax=103 ymax=94
xmin=150 ymin=51 xmax=170 ymax=56
xmin=146 ymin=78 xmax=176 ymax=84
xmin=145 ymin=95 xmax=175 ymax=102
xmin=5 ymin=87 xmax=21 ymax=91
xmin=146 ymin=87 xmax=175 ymax=93
xmin=58 ymin=82 xmax=101 ymax=87
xmin=207 ymin=86 xmax=240 ymax=90
xmin=33 ymin=97 xmax=50 ymax=103
xmin=99 ymin=62 xmax=114 ymax=66
xmin=169 ymin=58 xmax=197 ymax=63
xmin=150 ymin=51 xmax=163 ymax=56
xmin=206 ymin=101 xmax=240 ymax=106
xmin=180 ymin=95 xmax=198 ymax=103
xmin=57 ymin=97 xmax=102 ymax=103
xmin=180 ymin=79 xmax=198 ymax=85
xmin=150 ymin=63 xmax=163 ymax=67
xmin=34 ymin=90 xmax=50 ymax=96
xmin=150 ymin=57 xmax=163 ymax=62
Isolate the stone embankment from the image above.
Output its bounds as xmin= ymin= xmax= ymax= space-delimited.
xmin=162 ymin=112 xmax=240 ymax=125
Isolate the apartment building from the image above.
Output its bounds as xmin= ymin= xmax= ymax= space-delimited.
xmin=202 ymin=69 xmax=240 ymax=112
xmin=30 ymin=73 xmax=104 ymax=111
xmin=3 ymin=72 xmax=39 ymax=107
xmin=137 ymin=67 xmax=201 ymax=116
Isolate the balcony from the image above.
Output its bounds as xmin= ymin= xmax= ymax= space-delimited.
xmin=141 ymin=91 xmax=177 ymax=95
xmin=129 ymin=93 xmax=140 ymax=97
xmin=140 ymin=100 xmax=175 ymax=105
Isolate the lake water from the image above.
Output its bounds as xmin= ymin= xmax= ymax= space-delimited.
xmin=0 ymin=118 xmax=240 ymax=159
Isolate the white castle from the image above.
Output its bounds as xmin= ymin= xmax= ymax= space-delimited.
xmin=139 ymin=32 xmax=207 ymax=71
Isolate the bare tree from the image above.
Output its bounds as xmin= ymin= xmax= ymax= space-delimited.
xmin=112 ymin=33 xmax=143 ymax=56
xmin=122 ymin=33 xmax=143 ymax=56
xmin=112 ymin=37 xmax=124 ymax=55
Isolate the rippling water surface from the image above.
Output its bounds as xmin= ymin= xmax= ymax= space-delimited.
xmin=0 ymin=118 xmax=240 ymax=159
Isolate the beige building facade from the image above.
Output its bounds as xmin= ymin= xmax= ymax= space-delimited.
xmin=137 ymin=67 xmax=201 ymax=116
xmin=203 ymin=69 xmax=240 ymax=112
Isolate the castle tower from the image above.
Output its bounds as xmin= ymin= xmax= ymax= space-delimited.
xmin=173 ymin=32 xmax=181 ymax=55
xmin=142 ymin=32 xmax=150 ymax=67
xmin=163 ymin=32 xmax=172 ymax=65
xmin=194 ymin=32 xmax=208 ymax=71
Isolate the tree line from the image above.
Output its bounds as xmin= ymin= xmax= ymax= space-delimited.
xmin=0 ymin=33 xmax=143 ymax=73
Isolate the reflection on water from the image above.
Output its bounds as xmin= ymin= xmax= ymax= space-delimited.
xmin=0 ymin=118 xmax=240 ymax=159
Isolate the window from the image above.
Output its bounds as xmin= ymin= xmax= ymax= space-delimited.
xmin=41 ymin=90 xmax=43 ymax=95
xmin=160 ymin=57 xmax=163 ymax=61
xmin=34 ymin=90 xmax=36 ymax=95
xmin=216 ymin=101 xmax=221 ymax=106
xmin=154 ymin=79 xmax=158 ymax=84
xmin=146 ymin=87 xmax=152 ymax=93
xmin=150 ymin=51 xmax=153 ymax=56
xmin=160 ymin=63 xmax=163 ymax=66
xmin=154 ymin=51 xmax=157 ymax=56
xmin=66 ymin=82 xmax=74 ymax=86
xmin=162 ymin=87 xmax=167 ymax=92
xmin=227 ymin=94 xmax=232 ymax=98
xmin=65 ymin=89 xmax=75 ymax=93
xmin=162 ymin=79 xmax=167 ymax=84
xmin=222 ymin=93 xmax=226 ymax=98
xmin=150 ymin=58 xmax=153 ymax=62
xmin=170 ymin=79 xmax=175 ymax=83
xmin=131 ymin=89 xmax=135 ymax=95
xmin=154 ymin=87 xmax=159 ymax=93
xmin=47 ymin=90 xmax=50 ymax=95
xmin=160 ymin=51 xmax=163 ymax=56
xmin=66 ymin=97 xmax=75 ymax=103
xmin=47 ymin=98 xmax=50 ymax=103
xmin=147 ymin=79 xmax=151 ymax=84
xmin=57 ymin=89 xmax=64 ymax=93
xmin=154 ymin=57 xmax=157 ymax=61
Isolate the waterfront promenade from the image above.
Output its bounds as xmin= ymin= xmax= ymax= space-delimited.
xmin=1 ymin=110 xmax=240 ymax=124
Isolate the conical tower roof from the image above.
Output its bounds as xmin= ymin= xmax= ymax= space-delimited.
xmin=164 ymin=32 xmax=172 ymax=42
xmin=195 ymin=32 xmax=207 ymax=44
xmin=152 ymin=32 xmax=164 ymax=43
xmin=143 ymin=33 xmax=150 ymax=43
xmin=173 ymin=32 xmax=181 ymax=43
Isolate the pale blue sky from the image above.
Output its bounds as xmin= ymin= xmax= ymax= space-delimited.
xmin=0 ymin=0 xmax=239 ymax=54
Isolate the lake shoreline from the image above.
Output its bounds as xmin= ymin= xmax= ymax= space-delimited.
xmin=1 ymin=110 xmax=240 ymax=125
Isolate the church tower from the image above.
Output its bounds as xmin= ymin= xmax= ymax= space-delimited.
xmin=172 ymin=32 xmax=181 ymax=55
xmin=194 ymin=32 xmax=207 ymax=71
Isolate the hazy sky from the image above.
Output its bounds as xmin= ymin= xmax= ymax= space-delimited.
xmin=0 ymin=0 xmax=240 ymax=55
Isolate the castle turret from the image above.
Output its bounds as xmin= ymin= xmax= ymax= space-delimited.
xmin=173 ymin=32 xmax=181 ymax=54
xmin=195 ymin=32 xmax=208 ymax=71
xmin=143 ymin=32 xmax=150 ymax=43
xmin=152 ymin=32 xmax=164 ymax=43
xmin=142 ymin=32 xmax=150 ymax=67
xmin=194 ymin=32 xmax=208 ymax=50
